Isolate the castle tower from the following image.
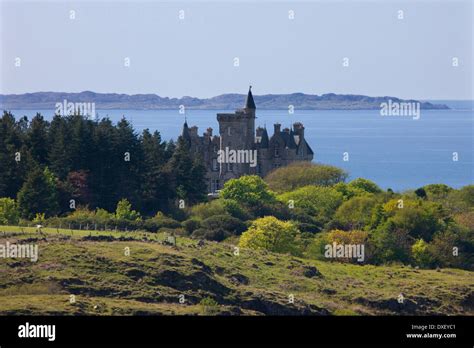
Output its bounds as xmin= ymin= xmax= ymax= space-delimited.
xmin=216 ymin=86 xmax=256 ymax=178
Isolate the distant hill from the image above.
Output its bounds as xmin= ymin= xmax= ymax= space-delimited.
xmin=0 ymin=91 xmax=449 ymax=110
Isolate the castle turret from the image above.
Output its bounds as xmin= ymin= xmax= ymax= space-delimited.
xmin=244 ymin=85 xmax=256 ymax=111
xmin=182 ymin=120 xmax=191 ymax=146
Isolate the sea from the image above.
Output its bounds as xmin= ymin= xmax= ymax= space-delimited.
xmin=8 ymin=100 xmax=473 ymax=191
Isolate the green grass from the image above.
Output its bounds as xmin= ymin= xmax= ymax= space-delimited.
xmin=0 ymin=226 xmax=473 ymax=315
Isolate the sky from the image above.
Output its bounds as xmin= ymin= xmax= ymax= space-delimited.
xmin=0 ymin=0 xmax=472 ymax=100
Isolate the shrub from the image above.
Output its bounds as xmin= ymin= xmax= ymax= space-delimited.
xmin=305 ymin=232 xmax=330 ymax=260
xmin=333 ymin=182 xmax=370 ymax=200
xmin=347 ymin=178 xmax=382 ymax=194
xmin=423 ymin=184 xmax=453 ymax=200
xmin=382 ymin=199 xmax=445 ymax=241
xmin=333 ymin=196 xmax=378 ymax=230
xmin=411 ymin=239 xmax=434 ymax=268
xmin=190 ymin=214 xmax=246 ymax=241
xmin=278 ymin=185 xmax=343 ymax=225
xmin=182 ymin=218 xmax=201 ymax=234
xmin=457 ymin=185 xmax=474 ymax=207
xmin=429 ymin=225 xmax=474 ymax=270
xmin=191 ymin=200 xmax=227 ymax=220
xmin=192 ymin=228 xmax=230 ymax=242
xmin=201 ymin=215 xmax=247 ymax=235
xmin=144 ymin=212 xmax=181 ymax=232
xmin=369 ymin=221 xmax=411 ymax=264
xmin=324 ymin=229 xmax=369 ymax=263
xmin=454 ymin=211 xmax=474 ymax=231
xmin=199 ymin=297 xmax=219 ymax=315
xmin=115 ymin=198 xmax=141 ymax=221
xmin=265 ymin=162 xmax=347 ymax=193
xmin=0 ymin=197 xmax=20 ymax=225
xmin=222 ymin=199 xmax=252 ymax=220
xmin=239 ymin=216 xmax=301 ymax=256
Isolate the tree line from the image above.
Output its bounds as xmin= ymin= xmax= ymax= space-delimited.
xmin=0 ymin=111 xmax=207 ymax=219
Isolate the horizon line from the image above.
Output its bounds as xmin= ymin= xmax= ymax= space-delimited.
xmin=1 ymin=90 xmax=472 ymax=101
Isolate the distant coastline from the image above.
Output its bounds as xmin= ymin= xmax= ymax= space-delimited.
xmin=0 ymin=91 xmax=449 ymax=111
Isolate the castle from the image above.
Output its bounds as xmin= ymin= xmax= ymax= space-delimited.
xmin=182 ymin=87 xmax=314 ymax=193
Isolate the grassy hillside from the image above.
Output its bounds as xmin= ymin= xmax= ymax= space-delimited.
xmin=0 ymin=227 xmax=473 ymax=316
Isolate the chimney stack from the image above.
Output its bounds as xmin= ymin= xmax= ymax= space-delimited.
xmin=274 ymin=123 xmax=281 ymax=134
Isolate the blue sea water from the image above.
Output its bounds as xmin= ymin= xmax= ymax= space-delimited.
xmin=8 ymin=101 xmax=473 ymax=191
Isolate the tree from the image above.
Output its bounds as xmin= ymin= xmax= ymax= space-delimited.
xmin=0 ymin=197 xmax=20 ymax=225
xmin=89 ymin=118 xmax=118 ymax=211
xmin=423 ymin=184 xmax=452 ymax=200
xmin=27 ymin=113 xmax=49 ymax=164
xmin=414 ymin=187 xmax=427 ymax=199
xmin=48 ymin=115 xmax=72 ymax=179
xmin=457 ymin=185 xmax=474 ymax=207
xmin=168 ymin=136 xmax=207 ymax=205
xmin=238 ymin=216 xmax=301 ymax=255
xmin=67 ymin=170 xmax=92 ymax=206
xmin=0 ymin=112 xmax=29 ymax=198
xmin=140 ymin=129 xmax=169 ymax=214
xmin=115 ymin=198 xmax=141 ymax=221
xmin=265 ymin=162 xmax=347 ymax=193
xmin=17 ymin=166 xmax=59 ymax=219
xmin=221 ymin=175 xmax=276 ymax=207
xmin=113 ymin=118 xmax=143 ymax=209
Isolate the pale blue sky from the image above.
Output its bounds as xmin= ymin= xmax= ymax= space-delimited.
xmin=1 ymin=0 xmax=472 ymax=99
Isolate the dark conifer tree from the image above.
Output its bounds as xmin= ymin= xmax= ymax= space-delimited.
xmin=140 ymin=129 xmax=170 ymax=215
xmin=48 ymin=115 xmax=72 ymax=179
xmin=0 ymin=112 xmax=29 ymax=197
xmin=168 ymin=135 xmax=207 ymax=205
xmin=17 ymin=166 xmax=60 ymax=219
xmin=27 ymin=113 xmax=49 ymax=164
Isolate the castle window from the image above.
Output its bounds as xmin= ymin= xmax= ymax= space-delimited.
xmin=212 ymin=158 xmax=218 ymax=171
xmin=211 ymin=179 xmax=220 ymax=193
xmin=227 ymin=162 xmax=233 ymax=172
xmin=274 ymin=145 xmax=280 ymax=157
xmin=227 ymin=127 xmax=231 ymax=136
xmin=213 ymin=145 xmax=218 ymax=153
